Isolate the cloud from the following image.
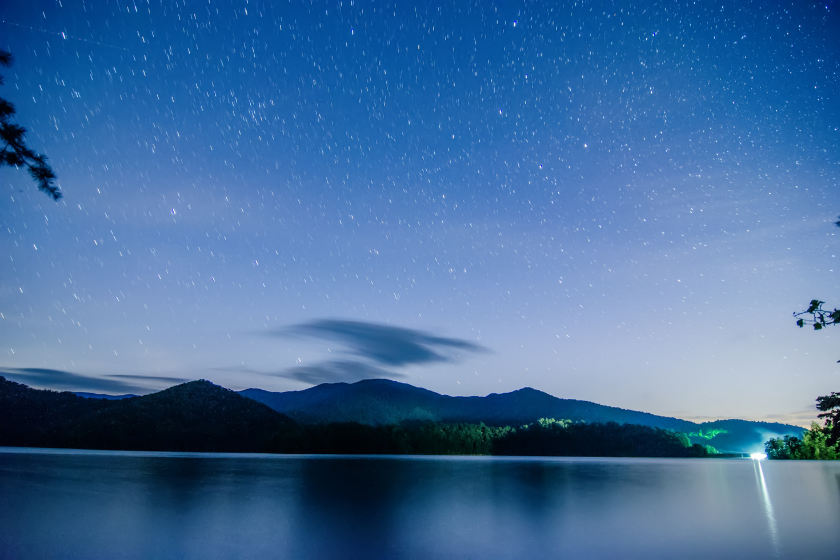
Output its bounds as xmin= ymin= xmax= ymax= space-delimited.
xmin=211 ymin=365 xmax=263 ymax=375
xmin=280 ymin=319 xmax=487 ymax=366
xmin=106 ymin=374 xmax=189 ymax=384
xmin=0 ymin=367 xmax=150 ymax=394
xmin=269 ymin=360 xmax=404 ymax=385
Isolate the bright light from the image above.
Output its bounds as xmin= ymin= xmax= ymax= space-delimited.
xmin=750 ymin=453 xmax=767 ymax=460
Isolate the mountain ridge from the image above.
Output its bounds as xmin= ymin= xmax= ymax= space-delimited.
xmin=0 ymin=375 xmax=805 ymax=453
xmin=74 ymin=391 xmax=137 ymax=400
xmin=241 ymin=378 xmax=697 ymax=429
xmin=240 ymin=378 xmax=802 ymax=452
xmin=0 ymin=376 xmax=300 ymax=452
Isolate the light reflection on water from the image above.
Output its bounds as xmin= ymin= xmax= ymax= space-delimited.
xmin=754 ymin=459 xmax=780 ymax=558
xmin=1 ymin=448 xmax=839 ymax=559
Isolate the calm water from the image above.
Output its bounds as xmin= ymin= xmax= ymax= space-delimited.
xmin=1 ymin=448 xmax=839 ymax=559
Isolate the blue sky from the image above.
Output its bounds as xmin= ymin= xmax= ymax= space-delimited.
xmin=1 ymin=0 xmax=839 ymax=427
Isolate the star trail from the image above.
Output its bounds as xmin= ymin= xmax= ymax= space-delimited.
xmin=1 ymin=0 xmax=839 ymax=426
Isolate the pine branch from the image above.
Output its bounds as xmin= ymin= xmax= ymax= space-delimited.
xmin=0 ymin=49 xmax=61 ymax=201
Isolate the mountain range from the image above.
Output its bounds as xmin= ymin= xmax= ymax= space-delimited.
xmin=240 ymin=378 xmax=804 ymax=452
xmin=0 ymin=375 xmax=804 ymax=453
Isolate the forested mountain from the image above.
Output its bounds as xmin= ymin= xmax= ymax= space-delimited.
xmin=240 ymin=378 xmax=695 ymax=428
xmin=241 ymin=379 xmax=803 ymax=452
xmin=0 ymin=376 xmax=301 ymax=452
xmin=1 ymin=376 xmax=803 ymax=454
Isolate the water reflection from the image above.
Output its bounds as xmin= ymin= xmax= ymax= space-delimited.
xmin=2 ymin=450 xmax=840 ymax=559
xmin=754 ymin=459 xmax=780 ymax=558
xmin=288 ymin=458 xmax=410 ymax=559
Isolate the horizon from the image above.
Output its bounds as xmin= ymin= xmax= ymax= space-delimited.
xmin=2 ymin=1 xmax=838 ymax=431
xmin=0 ymin=372 xmax=809 ymax=429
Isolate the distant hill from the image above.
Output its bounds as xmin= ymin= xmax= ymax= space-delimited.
xmin=241 ymin=378 xmax=804 ymax=453
xmin=688 ymin=419 xmax=807 ymax=454
xmin=0 ymin=376 xmax=301 ymax=452
xmin=74 ymin=392 xmax=137 ymax=400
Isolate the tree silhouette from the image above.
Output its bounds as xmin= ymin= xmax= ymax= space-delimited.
xmin=0 ymin=49 xmax=61 ymax=201
xmin=794 ymin=299 xmax=840 ymax=331
xmin=793 ymin=217 xmax=840 ymax=339
xmin=816 ymin=392 xmax=840 ymax=448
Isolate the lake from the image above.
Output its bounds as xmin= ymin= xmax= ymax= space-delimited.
xmin=1 ymin=448 xmax=839 ymax=559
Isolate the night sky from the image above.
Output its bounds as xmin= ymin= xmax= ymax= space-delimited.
xmin=2 ymin=0 xmax=839 ymax=427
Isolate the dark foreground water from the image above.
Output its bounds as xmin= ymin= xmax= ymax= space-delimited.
xmin=1 ymin=448 xmax=839 ymax=559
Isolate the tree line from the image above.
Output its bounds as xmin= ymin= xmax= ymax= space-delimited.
xmin=766 ymin=391 xmax=840 ymax=460
xmin=284 ymin=418 xmax=715 ymax=457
